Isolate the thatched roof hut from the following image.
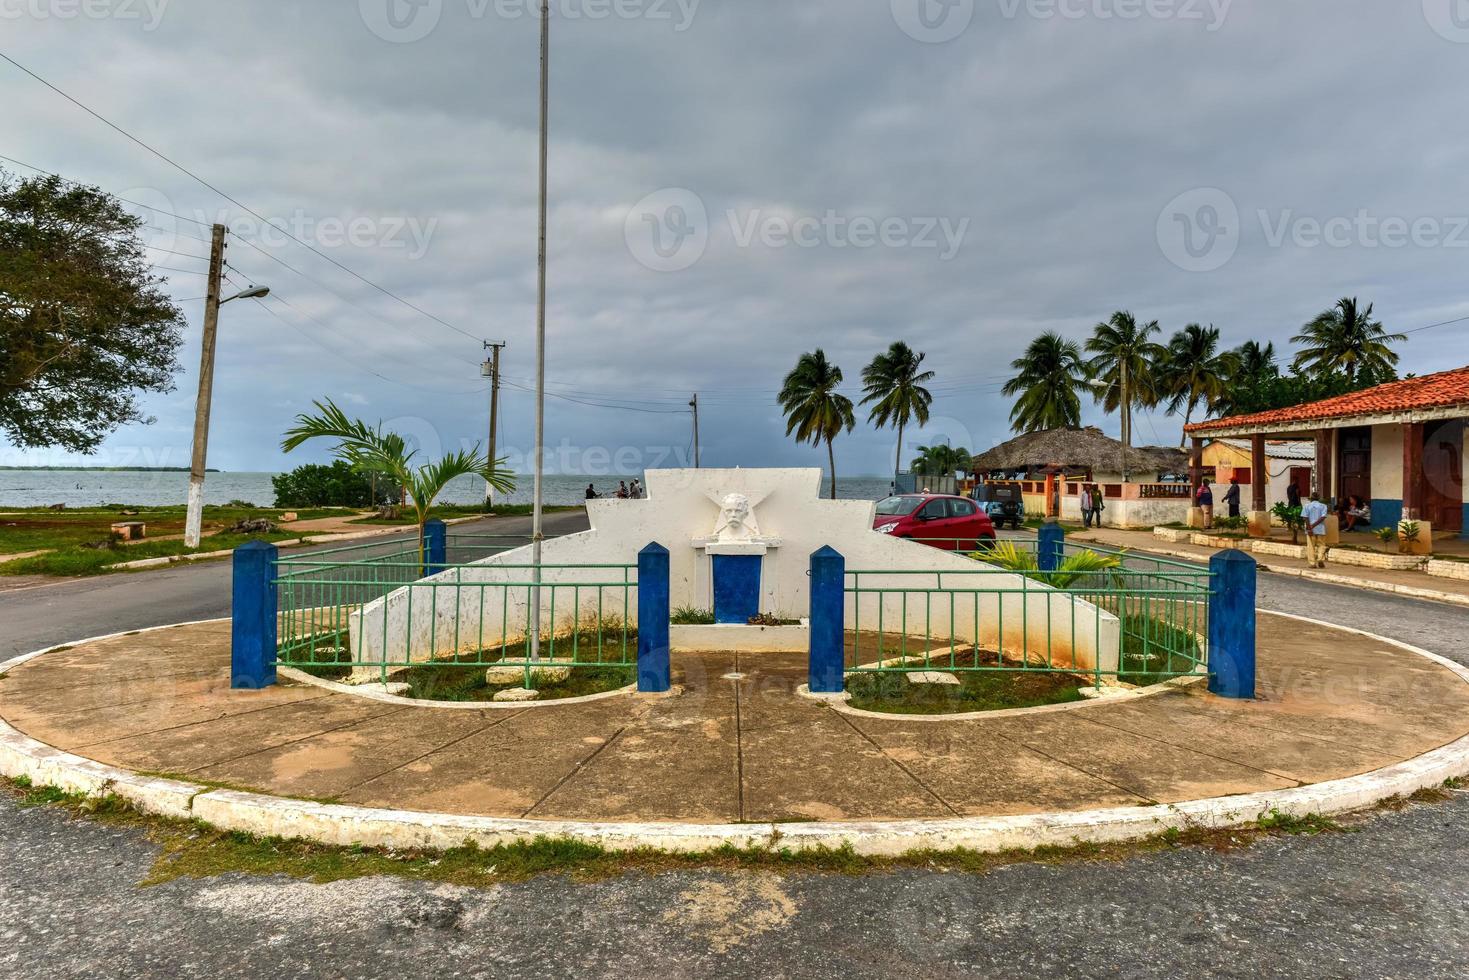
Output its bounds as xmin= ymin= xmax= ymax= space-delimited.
xmin=971 ymin=427 xmax=1187 ymax=479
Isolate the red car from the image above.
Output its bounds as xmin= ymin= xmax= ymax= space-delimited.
xmin=872 ymin=494 xmax=997 ymax=551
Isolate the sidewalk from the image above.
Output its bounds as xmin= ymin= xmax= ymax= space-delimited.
xmin=1072 ymin=527 xmax=1469 ymax=607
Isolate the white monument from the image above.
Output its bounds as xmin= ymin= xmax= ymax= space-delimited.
xmin=350 ymin=468 xmax=1119 ymax=670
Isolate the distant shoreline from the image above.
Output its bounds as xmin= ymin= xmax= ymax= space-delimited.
xmin=0 ymin=467 xmax=221 ymax=473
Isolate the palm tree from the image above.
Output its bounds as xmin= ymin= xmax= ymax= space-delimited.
xmin=1161 ymin=323 xmax=1239 ymax=445
xmin=1234 ymin=340 xmax=1278 ymax=382
xmin=861 ymin=342 xmax=935 ymax=491
xmin=1292 ymin=297 xmax=1406 ymax=382
xmin=911 ymin=444 xmax=973 ymax=479
xmin=779 ymin=350 xmax=856 ymax=500
xmin=282 ymin=398 xmax=516 ymax=562
xmin=1086 ymin=312 xmax=1165 ymax=481
xmin=1002 ymin=332 xmax=1087 ymax=433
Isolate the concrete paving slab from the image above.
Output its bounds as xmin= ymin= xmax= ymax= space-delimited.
xmin=990 ymin=711 xmax=1302 ymax=803
xmin=530 ymin=653 xmax=741 ymax=822
xmin=841 ymin=717 xmax=1150 ymax=815
xmin=342 ymin=698 xmax=645 ymax=817
xmin=192 ymin=707 xmax=494 ymax=799
xmin=77 ymin=697 xmax=403 ymax=774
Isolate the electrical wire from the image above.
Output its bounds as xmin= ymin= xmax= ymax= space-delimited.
xmin=0 ymin=53 xmax=480 ymax=345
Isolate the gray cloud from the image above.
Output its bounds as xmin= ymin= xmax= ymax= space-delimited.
xmin=4 ymin=0 xmax=1467 ymax=475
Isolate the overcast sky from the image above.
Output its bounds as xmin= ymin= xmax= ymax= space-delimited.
xmin=5 ymin=0 xmax=1469 ymax=476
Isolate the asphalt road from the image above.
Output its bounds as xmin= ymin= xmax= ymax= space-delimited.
xmin=3 ymin=529 xmax=1469 ymax=977
xmin=0 ymin=509 xmax=593 ymax=659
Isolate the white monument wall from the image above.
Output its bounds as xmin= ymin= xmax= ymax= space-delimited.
xmin=348 ymin=469 xmax=1120 ymax=673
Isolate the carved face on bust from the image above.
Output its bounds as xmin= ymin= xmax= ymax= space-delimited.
xmin=713 ymin=492 xmax=758 ymax=540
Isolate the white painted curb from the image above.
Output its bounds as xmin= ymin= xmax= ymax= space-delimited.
xmin=2 ymin=613 xmax=1467 ymax=856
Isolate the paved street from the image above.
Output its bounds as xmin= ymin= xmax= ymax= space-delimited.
xmin=2 ymin=533 xmax=1468 ymax=977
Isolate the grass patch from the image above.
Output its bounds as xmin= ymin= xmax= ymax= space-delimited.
xmin=2 ymin=773 xmax=1399 ymax=887
xmin=846 ymin=650 xmax=1088 ymax=715
xmin=0 ymin=530 xmax=303 ymax=576
xmin=0 ymin=505 xmax=337 ymax=556
xmin=282 ymin=626 xmax=639 ymax=702
xmin=1117 ymin=613 xmax=1204 ymax=687
xmin=350 ymin=504 xmax=579 ymax=526
xmin=672 ymin=606 xmax=716 ymax=625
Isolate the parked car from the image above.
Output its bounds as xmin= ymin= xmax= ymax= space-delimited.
xmin=971 ymin=481 xmax=1025 ymax=530
xmin=872 ymin=494 xmax=997 ymax=551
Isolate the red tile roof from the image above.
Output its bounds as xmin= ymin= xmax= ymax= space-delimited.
xmin=1186 ymin=365 xmax=1469 ymax=434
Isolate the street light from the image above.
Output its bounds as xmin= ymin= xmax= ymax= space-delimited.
xmin=220 ymin=285 xmax=270 ymax=304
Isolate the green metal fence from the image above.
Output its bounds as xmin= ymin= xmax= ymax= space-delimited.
xmin=272 ymin=533 xmax=637 ymax=688
xmin=845 ymin=539 xmax=1211 ymax=688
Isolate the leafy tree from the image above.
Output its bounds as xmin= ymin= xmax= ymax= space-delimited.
xmin=0 ymin=169 xmax=185 ymax=451
xmin=779 ymin=350 xmax=856 ymax=500
xmin=860 ymin=341 xmax=934 ymax=490
xmin=1001 ymin=331 xmax=1087 ymax=433
xmin=911 ymin=443 xmax=972 ymax=478
xmin=1160 ymin=323 xmax=1239 ymax=444
xmin=1292 ymin=297 xmax=1406 ymax=383
xmin=1213 ymin=363 xmax=1398 ymax=418
xmin=271 ymin=460 xmax=392 ymax=508
xmin=1085 ymin=312 xmax=1165 ymax=480
xmin=282 ymin=399 xmax=515 ymax=558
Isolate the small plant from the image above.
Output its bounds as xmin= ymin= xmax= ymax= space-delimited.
xmin=1397 ymin=520 xmax=1422 ymax=554
xmin=671 ymin=606 xmax=716 ymax=625
xmin=1271 ymin=503 xmax=1305 ymax=545
xmin=1374 ymin=526 xmax=1397 ymax=545
xmin=1214 ymin=515 xmax=1248 ymax=531
xmin=977 ymin=540 xmax=1038 ymax=574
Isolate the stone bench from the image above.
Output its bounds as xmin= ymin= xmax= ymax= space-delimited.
xmin=110 ymin=521 xmax=146 ymax=541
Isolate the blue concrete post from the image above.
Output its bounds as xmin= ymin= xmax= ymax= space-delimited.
xmin=232 ymin=540 xmax=278 ymax=689
xmin=808 ymin=546 xmax=846 ymax=694
xmin=637 ymin=542 xmax=671 ymax=693
xmin=423 ymin=519 xmax=447 ymax=577
xmin=1208 ymin=550 xmax=1257 ymax=699
xmin=1038 ymin=522 xmax=1065 ymax=573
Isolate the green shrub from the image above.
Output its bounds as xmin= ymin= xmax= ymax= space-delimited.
xmin=272 ymin=460 xmax=394 ymax=508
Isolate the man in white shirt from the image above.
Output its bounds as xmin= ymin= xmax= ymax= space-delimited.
xmin=1302 ymin=492 xmax=1330 ymax=568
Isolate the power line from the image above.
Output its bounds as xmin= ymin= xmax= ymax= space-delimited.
xmin=0 ymin=55 xmax=477 ymax=342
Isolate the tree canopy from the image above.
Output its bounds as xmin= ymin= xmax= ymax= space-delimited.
xmin=0 ymin=170 xmax=185 ymax=451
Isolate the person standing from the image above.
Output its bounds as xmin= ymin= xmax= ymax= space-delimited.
xmin=1080 ymin=483 xmax=1095 ymax=529
xmin=1196 ymin=478 xmax=1215 ymax=530
xmin=1302 ymin=491 xmax=1330 ymax=568
xmin=1287 ymin=481 xmax=1302 ymax=511
xmin=1223 ymin=478 xmax=1241 ymax=519
xmin=585 ymin=483 xmax=598 ymax=500
xmin=1090 ymin=483 xmax=1105 ymax=528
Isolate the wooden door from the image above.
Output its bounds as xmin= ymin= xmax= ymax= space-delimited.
xmin=1423 ymin=421 xmax=1464 ymax=532
xmin=1339 ymin=427 xmax=1372 ymax=506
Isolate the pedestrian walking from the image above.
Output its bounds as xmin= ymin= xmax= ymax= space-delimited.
xmin=1080 ymin=483 xmax=1095 ymax=529
xmin=1224 ymin=478 xmax=1241 ymax=519
xmin=1303 ymin=491 xmax=1330 ymax=568
xmin=1089 ymin=483 xmax=1105 ymax=529
xmin=1196 ymin=479 xmax=1215 ymax=530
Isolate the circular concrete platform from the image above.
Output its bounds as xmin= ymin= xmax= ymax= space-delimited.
xmin=2 ymin=613 xmax=1467 ymax=855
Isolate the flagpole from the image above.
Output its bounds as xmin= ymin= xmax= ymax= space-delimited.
xmin=530 ymin=0 xmax=550 ymax=662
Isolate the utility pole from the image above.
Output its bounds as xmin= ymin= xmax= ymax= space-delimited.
xmin=689 ymin=393 xmax=701 ymax=468
xmin=184 ymin=223 xmax=228 ymax=549
xmin=481 ymin=341 xmax=506 ymax=507
xmin=529 ymin=0 xmax=550 ymax=663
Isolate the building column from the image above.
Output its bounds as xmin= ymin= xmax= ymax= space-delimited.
xmin=1402 ymin=421 xmax=1424 ymax=522
xmin=1313 ymin=430 xmax=1332 ymax=502
xmin=1249 ymin=433 xmax=1270 ymax=537
xmin=1188 ymin=437 xmax=1205 ymax=529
